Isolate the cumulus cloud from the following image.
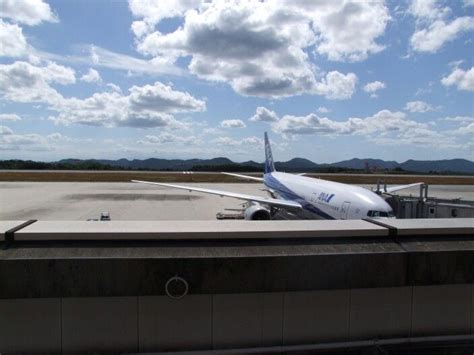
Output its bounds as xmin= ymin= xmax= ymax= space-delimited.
xmin=0 ymin=0 xmax=58 ymax=26
xmin=0 ymin=113 xmax=21 ymax=121
xmin=80 ymin=68 xmax=102 ymax=83
xmin=0 ymin=20 xmax=28 ymax=57
xmin=411 ymin=18 xmax=474 ymax=53
xmin=404 ymin=100 xmax=434 ymax=113
xmin=129 ymin=1 xmax=382 ymax=98
xmin=363 ymin=81 xmax=386 ymax=93
xmin=0 ymin=61 xmax=206 ymax=128
xmin=129 ymin=0 xmax=202 ymax=37
xmin=409 ymin=0 xmax=474 ymax=53
xmin=313 ymin=71 xmax=358 ymax=100
xmin=317 ymin=106 xmax=331 ymax=114
xmin=265 ymin=108 xmax=456 ymax=148
xmin=441 ymin=65 xmax=474 ymax=91
xmin=408 ymin=0 xmax=449 ymax=20
xmin=248 ymin=106 xmax=435 ymax=143
xmin=128 ymin=81 xmax=205 ymax=114
xmin=52 ymin=81 xmax=205 ymax=128
xmin=273 ymin=110 xmax=425 ymax=136
xmin=0 ymin=61 xmax=74 ymax=104
xmin=249 ymin=106 xmax=279 ymax=122
xmin=295 ymin=1 xmax=390 ymax=62
xmin=220 ymin=119 xmax=246 ymax=128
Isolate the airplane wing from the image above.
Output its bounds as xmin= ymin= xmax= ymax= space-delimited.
xmin=385 ymin=182 xmax=424 ymax=194
xmin=131 ymin=180 xmax=302 ymax=209
xmin=221 ymin=172 xmax=264 ymax=182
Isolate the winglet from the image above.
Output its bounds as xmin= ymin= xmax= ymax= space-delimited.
xmin=264 ymin=132 xmax=276 ymax=174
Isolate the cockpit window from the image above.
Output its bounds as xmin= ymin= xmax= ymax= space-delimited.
xmin=367 ymin=210 xmax=394 ymax=218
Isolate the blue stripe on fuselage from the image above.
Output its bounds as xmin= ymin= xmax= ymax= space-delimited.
xmin=264 ymin=173 xmax=335 ymax=220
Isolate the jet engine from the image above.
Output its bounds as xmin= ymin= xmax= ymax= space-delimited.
xmin=244 ymin=203 xmax=271 ymax=220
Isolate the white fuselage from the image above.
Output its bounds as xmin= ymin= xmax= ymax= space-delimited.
xmin=264 ymin=172 xmax=393 ymax=220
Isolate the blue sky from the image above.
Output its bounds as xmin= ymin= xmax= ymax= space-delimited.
xmin=0 ymin=0 xmax=473 ymax=163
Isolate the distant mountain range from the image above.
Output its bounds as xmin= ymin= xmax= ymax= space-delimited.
xmin=49 ymin=157 xmax=474 ymax=174
xmin=1 ymin=157 xmax=473 ymax=174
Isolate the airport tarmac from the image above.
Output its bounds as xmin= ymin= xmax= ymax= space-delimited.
xmin=1 ymin=182 xmax=473 ymax=221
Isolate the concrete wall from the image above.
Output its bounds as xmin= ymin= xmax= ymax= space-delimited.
xmin=1 ymin=284 xmax=473 ymax=353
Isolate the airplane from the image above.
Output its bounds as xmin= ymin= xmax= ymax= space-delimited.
xmin=132 ymin=132 xmax=422 ymax=220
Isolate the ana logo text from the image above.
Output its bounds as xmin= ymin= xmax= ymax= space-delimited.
xmin=318 ymin=192 xmax=335 ymax=203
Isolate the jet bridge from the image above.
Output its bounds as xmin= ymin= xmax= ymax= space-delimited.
xmin=381 ymin=183 xmax=474 ymax=219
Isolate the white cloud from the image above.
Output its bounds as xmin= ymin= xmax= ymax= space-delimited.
xmin=0 ymin=113 xmax=21 ymax=121
xmin=214 ymin=136 xmax=262 ymax=147
xmin=411 ymin=18 xmax=474 ymax=53
xmin=317 ymin=106 xmax=331 ymax=114
xmin=241 ymin=136 xmax=263 ymax=146
xmin=47 ymin=132 xmax=63 ymax=141
xmin=0 ymin=125 xmax=48 ymax=151
xmin=106 ymin=83 xmax=122 ymax=93
xmin=220 ymin=119 xmax=246 ymax=128
xmin=214 ymin=137 xmax=240 ymax=146
xmin=0 ymin=61 xmax=206 ymax=128
xmin=296 ymin=1 xmax=390 ymax=62
xmin=249 ymin=106 xmax=279 ymax=122
xmin=37 ymin=44 xmax=184 ymax=77
xmin=441 ymin=66 xmax=474 ymax=91
xmin=80 ymin=68 xmax=102 ymax=83
xmin=465 ymin=0 xmax=474 ymax=7
xmin=443 ymin=116 xmax=474 ymax=123
xmin=444 ymin=116 xmax=474 ymax=136
xmin=128 ymin=81 xmax=205 ymax=114
xmin=128 ymin=0 xmax=201 ymax=37
xmin=313 ymin=71 xmax=358 ymax=100
xmin=363 ymin=81 xmax=386 ymax=93
xmin=0 ymin=126 xmax=71 ymax=152
xmin=0 ymin=20 xmax=28 ymax=57
xmin=369 ymin=129 xmax=459 ymax=149
xmin=408 ymin=0 xmax=449 ymax=20
xmin=53 ymin=81 xmax=205 ymax=128
xmin=451 ymin=122 xmax=474 ymax=135
xmin=404 ymin=100 xmax=434 ymax=113
xmin=409 ymin=0 xmax=474 ymax=53
xmin=2 ymin=133 xmax=43 ymax=145
xmin=268 ymin=107 xmax=466 ymax=150
xmin=0 ymin=125 xmax=13 ymax=135
xmin=138 ymin=133 xmax=197 ymax=145
xmin=0 ymin=0 xmax=58 ymax=26
xmin=130 ymin=1 xmax=377 ymax=98
xmin=45 ymin=62 xmax=76 ymax=85
xmin=0 ymin=61 xmax=74 ymax=104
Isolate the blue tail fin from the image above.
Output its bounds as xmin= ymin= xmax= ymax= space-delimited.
xmin=264 ymin=132 xmax=276 ymax=174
